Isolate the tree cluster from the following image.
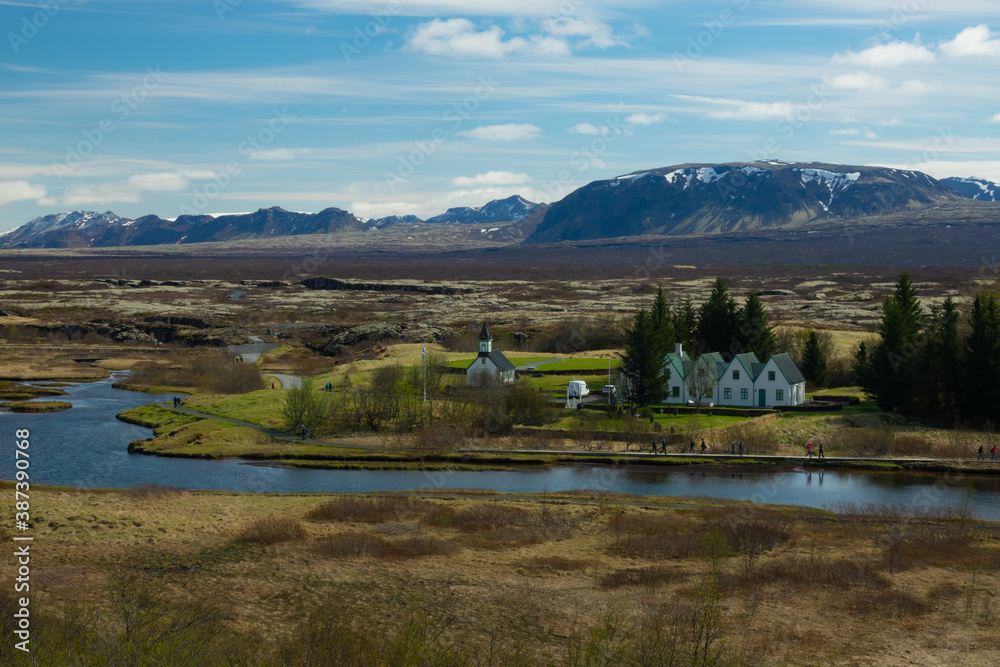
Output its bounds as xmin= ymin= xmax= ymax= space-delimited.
xmin=618 ymin=280 xmax=779 ymax=407
xmin=854 ymin=273 xmax=1000 ymax=425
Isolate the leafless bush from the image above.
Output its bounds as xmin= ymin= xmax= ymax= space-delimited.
xmin=598 ymin=565 xmax=680 ymax=589
xmin=312 ymin=532 xmax=460 ymax=559
xmin=305 ymin=495 xmax=438 ymax=524
xmin=237 ymin=516 xmax=308 ymax=545
xmin=525 ymin=556 xmax=590 ymax=572
xmin=125 ymin=482 xmax=185 ymax=500
xmin=723 ymin=420 xmax=778 ymax=455
xmin=706 ymin=508 xmax=791 ymax=576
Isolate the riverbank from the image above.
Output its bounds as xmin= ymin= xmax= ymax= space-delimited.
xmin=4 ymin=482 xmax=998 ymax=665
xmin=118 ymin=404 xmax=1000 ymax=476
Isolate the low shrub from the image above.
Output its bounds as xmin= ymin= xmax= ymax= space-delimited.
xmin=125 ymin=482 xmax=185 ymax=500
xmin=598 ymin=565 xmax=680 ymax=589
xmin=313 ymin=532 xmax=460 ymax=559
xmin=305 ymin=495 xmax=438 ymax=524
xmin=237 ymin=516 xmax=307 ymax=545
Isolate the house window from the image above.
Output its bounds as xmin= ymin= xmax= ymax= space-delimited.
xmin=732 ymin=370 xmax=740 ymax=380
xmin=768 ymin=371 xmax=775 ymax=381
xmin=671 ymin=386 xmax=680 ymax=398
xmin=724 ymin=388 xmax=732 ymax=400
xmin=482 ymin=357 xmax=486 ymax=365
xmin=776 ymin=389 xmax=784 ymax=401
xmin=741 ymin=388 xmax=748 ymax=400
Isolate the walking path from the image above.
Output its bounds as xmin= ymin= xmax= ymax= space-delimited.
xmin=227 ymin=336 xmax=280 ymax=364
xmin=158 ymin=399 xmax=995 ymax=467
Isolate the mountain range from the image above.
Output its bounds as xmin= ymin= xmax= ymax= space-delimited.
xmin=2 ymin=163 xmax=998 ymax=249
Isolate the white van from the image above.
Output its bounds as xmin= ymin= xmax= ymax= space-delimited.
xmin=567 ymin=380 xmax=590 ymax=399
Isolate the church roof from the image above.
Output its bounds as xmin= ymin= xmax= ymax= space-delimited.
xmin=488 ymin=350 xmax=515 ymax=372
xmin=478 ymin=321 xmax=492 ymax=341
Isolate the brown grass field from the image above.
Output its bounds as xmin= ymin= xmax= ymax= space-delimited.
xmin=2 ymin=485 xmax=999 ymax=665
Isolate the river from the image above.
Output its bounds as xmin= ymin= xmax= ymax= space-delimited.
xmin=2 ymin=376 xmax=1000 ymax=519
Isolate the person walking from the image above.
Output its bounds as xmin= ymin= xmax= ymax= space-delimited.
xmin=689 ymin=438 xmax=695 ymax=453
xmin=700 ymin=440 xmax=707 ymax=454
xmin=731 ymin=441 xmax=736 ymax=455
xmin=806 ymin=441 xmax=813 ymax=458
xmin=650 ymin=439 xmax=658 ymax=455
xmin=738 ymin=441 xmax=743 ymax=456
xmin=992 ymin=445 xmax=998 ymax=462
xmin=978 ymin=445 xmax=984 ymax=461
xmin=300 ymin=424 xmax=309 ymax=441
xmin=818 ymin=441 xmax=825 ymax=459
xmin=661 ymin=439 xmax=667 ymax=454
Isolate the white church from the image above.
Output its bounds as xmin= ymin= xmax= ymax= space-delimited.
xmin=466 ymin=322 xmax=516 ymax=385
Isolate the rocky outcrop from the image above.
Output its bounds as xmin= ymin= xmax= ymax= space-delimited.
xmin=297 ymin=277 xmax=474 ymax=295
xmin=319 ymin=322 xmax=406 ymax=356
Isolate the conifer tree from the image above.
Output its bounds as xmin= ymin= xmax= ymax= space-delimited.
xmin=915 ymin=297 xmax=960 ymax=416
xmin=739 ymin=292 xmax=778 ymax=361
xmin=856 ymin=273 xmax=924 ymax=413
xmin=960 ymin=292 xmax=1000 ymax=423
xmin=619 ymin=308 xmax=671 ymax=408
xmin=673 ymin=298 xmax=697 ymax=350
xmin=650 ymin=286 xmax=675 ymax=357
xmin=696 ymin=278 xmax=741 ymax=358
xmin=801 ymin=330 xmax=828 ymax=388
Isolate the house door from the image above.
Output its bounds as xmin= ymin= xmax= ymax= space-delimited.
xmin=758 ymin=389 xmax=766 ymax=407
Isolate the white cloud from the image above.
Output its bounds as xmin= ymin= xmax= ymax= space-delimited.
xmin=456 ymin=123 xmax=542 ymax=141
xmin=405 ymin=18 xmax=569 ymax=59
xmin=541 ymin=17 xmax=623 ymax=50
xmin=829 ymin=128 xmax=861 ymax=136
xmin=878 ymin=160 xmax=1000 ymax=184
xmin=880 ymin=118 xmax=904 ymax=126
xmin=940 ymin=24 xmax=1000 ymax=57
xmin=832 ymin=41 xmax=936 ymax=68
xmin=625 ymin=112 xmax=665 ymax=126
xmin=826 ymin=72 xmax=888 ymax=93
xmin=38 ymin=172 xmax=189 ymax=207
xmin=0 ymin=180 xmax=45 ymax=206
xmin=569 ymin=122 xmax=600 ymax=135
xmin=251 ymin=148 xmax=295 ymax=161
xmin=708 ymin=101 xmax=794 ymax=121
xmin=895 ymin=79 xmax=940 ymax=96
xmin=453 ymin=171 xmax=529 ymax=187
xmin=991 ymin=113 xmax=1000 ymax=123
xmin=292 ymin=0 xmax=654 ymax=18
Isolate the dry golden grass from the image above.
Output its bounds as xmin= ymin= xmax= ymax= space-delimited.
xmin=5 ymin=484 xmax=999 ymax=665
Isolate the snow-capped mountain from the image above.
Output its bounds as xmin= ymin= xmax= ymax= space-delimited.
xmin=0 ymin=207 xmax=363 ymax=249
xmin=941 ymin=177 xmax=999 ymax=202
xmin=526 ymin=161 xmax=974 ymax=243
xmin=424 ymin=195 xmax=538 ymax=225
xmin=367 ymin=214 xmax=425 ymax=227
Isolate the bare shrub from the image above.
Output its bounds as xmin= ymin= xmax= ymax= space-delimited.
xmin=827 ymin=426 xmax=895 ymax=457
xmin=849 ymin=588 xmax=927 ymax=618
xmin=526 ymin=556 xmax=590 ymax=572
xmin=706 ymin=508 xmax=791 ymax=575
xmin=125 ymin=482 xmax=185 ymax=500
xmin=312 ymin=532 xmax=460 ymax=559
xmin=305 ymin=495 xmax=437 ymax=524
xmin=237 ymin=516 xmax=307 ymax=545
xmin=723 ymin=420 xmax=778 ymax=455
xmin=598 ymin=565 xmax=680 ymax=589
xmin=410 ymin=422 xmax=468 ymax=451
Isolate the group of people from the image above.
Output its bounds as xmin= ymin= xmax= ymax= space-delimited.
xmin=805 ymin=441 xmax=825 ymax=459
xmin=977 ymin=444 xmax=999 ymax=462
xmin=645 ymin=438 xmax=745 ymax=456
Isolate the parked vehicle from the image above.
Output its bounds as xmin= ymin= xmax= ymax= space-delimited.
xmin=567 ymin=380 xmax=590 ymax=399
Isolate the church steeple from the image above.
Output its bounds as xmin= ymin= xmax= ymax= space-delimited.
xmin=478 ymin=321 xmax=492 ymax=356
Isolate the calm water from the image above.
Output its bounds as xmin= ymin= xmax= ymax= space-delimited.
xmin=3 ymin=376 xmax=1000 ymax=519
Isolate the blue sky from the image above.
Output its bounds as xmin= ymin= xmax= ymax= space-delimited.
xmin=0 ymin=0 xmax=999 ymax=232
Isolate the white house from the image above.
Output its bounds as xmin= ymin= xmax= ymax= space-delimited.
xmin=466 ymin=322 xmax=515 ymax=385
xmin=662 ymin=345 xmax=806 ymax=408
xmin=749 ymin=353 xmax=806 ymax=407
xmin=717 ymin=352 xmax=760 ymax=407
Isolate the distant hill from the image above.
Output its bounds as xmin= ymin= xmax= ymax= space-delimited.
xmin=0 ymin=206 xmax=363 ymax=249
xmin=941 ymin=177 xmax=999 ymax=202
xmin=525 ymin=161 xmax=986 ymax=243
xmin=424 ymin=195 xmax=538 ymax=225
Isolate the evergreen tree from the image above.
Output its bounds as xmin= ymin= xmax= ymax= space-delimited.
xmin=672 ymin=298 xmax=697 ymax=350
xmin=650 ymin=286 xmax=675 ymax=357
xmin=801 ymin=330 xmax=829 ymax=388
xmin=856 ymin=273 xmax=925 ymax=413
xmin=915 ymin=297 xmax=960 ymax=417
xmin=739 ymin=292 xmax=778 ymax=361
xmin=619 ymin=308 xmax=671 ymax=408
xmin=696 ymin=278 xmax=741 ymax=359
xmin=960 ymin=292 xmax=1000 ymax=424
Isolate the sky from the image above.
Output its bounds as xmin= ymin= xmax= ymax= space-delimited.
xmin=0 ymin=0 xmax=998 ymax=233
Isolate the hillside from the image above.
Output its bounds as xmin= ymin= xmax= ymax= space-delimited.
xmin=526 ymin=161 xmax=991 ymax=243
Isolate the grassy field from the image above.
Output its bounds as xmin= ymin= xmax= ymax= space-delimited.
xmin=3 ymin=400 xmax=72 ymax=412
xmin=4 ymin=485 xmax=999 ymax=665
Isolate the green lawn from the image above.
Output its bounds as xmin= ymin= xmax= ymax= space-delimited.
xmin=182 ymin=389 xmax=288 ymax=430
xmin=443 ymin=356 xmax=555 ymax=369
xmin=537 ymin=358 xmax=620 ymax=371
xmin=527 ymin=374 xmax=610 ymax=394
